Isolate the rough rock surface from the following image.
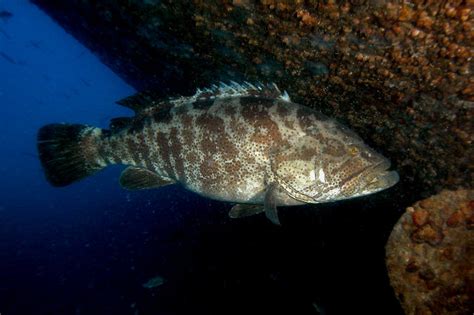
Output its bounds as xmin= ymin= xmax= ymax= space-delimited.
xmin=31 ymin=0 xmax=473 ymax=197
xmin=386 ymin=189 xmax=474 ymax=315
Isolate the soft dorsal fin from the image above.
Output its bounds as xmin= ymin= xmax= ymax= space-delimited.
xmin=109 ymin=117 xmax=133 ymax=132
xmin=116 ymin=82 xmax=291 ymax=113
xmin=119 ymin=166 xmax=175 ymax=190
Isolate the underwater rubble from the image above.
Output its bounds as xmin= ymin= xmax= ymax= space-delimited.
xmin=386 ymin=189 xmax=474 ymax=315
xmin=31 ymin=0 xmax=473 ymax=196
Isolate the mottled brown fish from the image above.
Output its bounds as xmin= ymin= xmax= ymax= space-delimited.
xmin=37 ymin=82 xmax=399 ymax=224
xmin=0 ymin=10 xmax=13 ymax=22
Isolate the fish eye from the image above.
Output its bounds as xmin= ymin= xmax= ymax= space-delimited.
xmin=348 ymin=146 xmax=359 ymax=156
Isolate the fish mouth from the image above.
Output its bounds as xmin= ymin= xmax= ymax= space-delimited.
xmin=365 ymin=159 xmax=399 ymax=191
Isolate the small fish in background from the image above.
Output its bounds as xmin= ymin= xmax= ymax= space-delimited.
xmin=0 ymin=28 xmax=11 ymax=39
xmin=21 ymin=151 xmax=39 ymax=160
xmin=80 ymin=78 xmax=92 ymax=87
xmin=0 ymin=10 xmax=12 ymax=22
xmin=29 ymin=40 xmax=42 ymax=49
xmin=71 ymin=87 xmax=80 ymax=96
xmin=34 ymin=98 xmax=45 ymax=106
xmin=0 ymin=51 xmax=16 ymax=64
xmin=76 ymin=50 xmax=87 ymax=59
xmin=312 ymin=301 xmax=326 ymax=315
xmin=37 ymin=82 xmax=399 ymax=225
xmin=142 ymin=276 xmax=165 ymax=289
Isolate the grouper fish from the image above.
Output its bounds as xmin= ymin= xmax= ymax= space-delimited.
xmin=37 ymin=82 xmax=399 ymax=224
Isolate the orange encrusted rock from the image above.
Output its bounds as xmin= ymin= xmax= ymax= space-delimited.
xmin=411 ymin=208 xmax=429 ymax=227
xmin=386 ymin=189 xmax=474 ymax=315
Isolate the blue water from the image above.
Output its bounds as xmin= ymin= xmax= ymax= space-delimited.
xmin=0 ymin=2 xmax=404 ymax=314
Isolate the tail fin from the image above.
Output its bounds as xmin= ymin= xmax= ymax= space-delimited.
xmin=37 ymin=124 xmax=107 ymax=187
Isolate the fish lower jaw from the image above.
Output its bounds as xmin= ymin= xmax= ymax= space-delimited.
xmin=377 ymin=170 xmax=400 ymax=187
xmin=362 ymin=170 xmax=400 ymax=195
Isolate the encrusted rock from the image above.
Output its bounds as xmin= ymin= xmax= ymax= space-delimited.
xmin=386 ymin=189 xmax=474 ymax=315
xmin=411 ymin=208 xmax=429 ymax=227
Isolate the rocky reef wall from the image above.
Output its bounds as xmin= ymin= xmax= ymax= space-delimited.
xmin=32 ymin=0 xmax=473 ymax=196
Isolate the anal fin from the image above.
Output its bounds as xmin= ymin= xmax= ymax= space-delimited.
xmin=229 ymin=204 xmax=264 ymax=219
xmin=228 ymin=185 xmax=282 ymax=225
xmin=120 ymin=166 xmax=175 ymax=190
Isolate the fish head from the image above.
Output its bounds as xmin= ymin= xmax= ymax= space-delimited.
xmin=322 ymin=142 xmax=400 ymax=200
xmin=272 ymin=120 xmax=399 ymax=203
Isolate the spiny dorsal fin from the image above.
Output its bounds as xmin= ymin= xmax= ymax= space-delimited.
xmin=119 ymin=166 xmax=175 ymax=190
xmin=116 ymin=90 xmax=165 ymax=113
xmin=109 ymin=117 xmax=133 ymax=132
xmin=168 ymin=81 xmax=291 ymax=107
xmin=195 ymin=81 xmax=291 ymax=101
xmin=117 ymin=82 xmax=291 ymax=113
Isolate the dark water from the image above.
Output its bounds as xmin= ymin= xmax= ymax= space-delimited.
xmin=0 ymin=1 xmax=405 ymax=314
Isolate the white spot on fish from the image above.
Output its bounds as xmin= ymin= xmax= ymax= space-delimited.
xmin=318 ymin=168 xmax=326 ymax=183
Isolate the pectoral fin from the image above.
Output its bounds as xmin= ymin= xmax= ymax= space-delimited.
xmin=264 ymin=182 xmax=281 ymax=225
xmin=120 ymin=166 xmax=175 ymax=190
xmin=229 ymin=204 xmax=264 ymax=219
